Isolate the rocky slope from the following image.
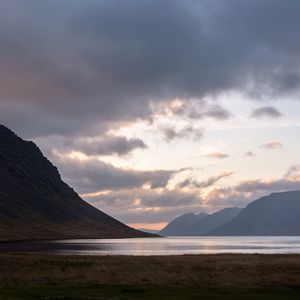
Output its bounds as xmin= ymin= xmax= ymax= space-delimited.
xmin=0 ymin=124 xmax=152 ymax=240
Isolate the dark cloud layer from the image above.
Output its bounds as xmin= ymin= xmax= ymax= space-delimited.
xmin=76 ymin=136 xmax=146 ymax=156
xmin=54 ymin=155 xmax=177 ymax=193
xmin=1 ymin=1 xmax=300 ymax=225
xmin=0 ymin=0 xmax=300 ymax=138
xmin=65 ymin=135 xmax=146 ymax=156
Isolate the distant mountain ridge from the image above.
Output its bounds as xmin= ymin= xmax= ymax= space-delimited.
xmin=160 ymin=191 xmax=300 ymax=236
xmin=189 ymin=207 xmax=243 ymax=235
xmin=137 ymin=228 xmax=159 ymax=235
xmin=211 ymin=191 xmax=300 ymax=236
xmin=159 ymin=208 xmax=241 ymax=236
xmin=0 ymin=124 xmax=152 ymax=240
xmin=159 ymin=212 xmax=209 ymax=236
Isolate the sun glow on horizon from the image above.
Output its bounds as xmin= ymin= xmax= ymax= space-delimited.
xmin=129 ymin=222 xmax=167 ymax=231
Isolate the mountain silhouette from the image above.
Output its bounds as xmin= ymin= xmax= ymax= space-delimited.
xmin=160 ymin=191 xmax=300 ymax=236
xmin=159 ymin=208 xmax=241 ymax=236
xmin=211 ymin=191 xmax=300 ymax=236
xmin=159 ymin=212 xmax=209 ymax=236
xmin=0 ymin=124 xmax=152 ymax=240
xmin=190 ymin=207 xmax=243 ymax=235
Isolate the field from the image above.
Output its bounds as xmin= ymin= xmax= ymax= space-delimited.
xmin=0 ymin=254 xmax=300 ymax=299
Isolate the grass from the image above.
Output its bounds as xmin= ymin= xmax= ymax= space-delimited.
xmin=1 ymin=284 xmax=300 ymax=300
xmin=0 ymin=254 xmax=300 ymax=299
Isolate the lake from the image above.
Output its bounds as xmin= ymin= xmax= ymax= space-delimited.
xmin=1 ymin=236 xmax=300 ymax=255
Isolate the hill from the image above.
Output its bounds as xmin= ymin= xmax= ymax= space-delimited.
xmin=211 ymin=191 xmax=300 ymax=236
xmin=190 ymin=207 xmax=243 ymax=235
xmin=159 ymin=212 xmax=209 ymax=236
xmin=159 ymin=208 xmax=241 ymax=236
xmin=0 ymin=124 xmax=152 ymax=240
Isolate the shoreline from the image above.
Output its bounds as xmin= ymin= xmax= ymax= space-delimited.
xmin=1 ymin=236 xmax=300 ymax=256
xmin=0 ymin=235 xmax=162 ymax=244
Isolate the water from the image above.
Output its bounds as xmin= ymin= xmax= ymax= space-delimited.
xmin=1 ymin=236 xmax=300 ymax=255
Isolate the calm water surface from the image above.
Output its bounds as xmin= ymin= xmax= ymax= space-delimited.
xmin=1 ymin=237 xmax=300 ymax=255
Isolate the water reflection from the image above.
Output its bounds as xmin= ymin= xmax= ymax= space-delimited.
xmin=1 ymin=236 xmax=300 ymax=255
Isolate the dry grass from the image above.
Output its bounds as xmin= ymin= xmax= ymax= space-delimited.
xmin=0 ymin=254 xmax=300 ymax=288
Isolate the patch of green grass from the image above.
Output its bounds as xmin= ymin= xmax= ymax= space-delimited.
xmin=1 ymin=284 xmax=300 ymax=300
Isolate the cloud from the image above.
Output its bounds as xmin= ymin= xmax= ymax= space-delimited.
xmin=84 ymin=187 xmax=202 ymax=223
xmin=80 ymin=164 xmax=300 ymax=224
xmin=35 ymin=134 xmax=148 ymax=163
xmin=188 ymin=104 xmax=232 ymax=120
xmin=153 ymin=100 xmax=232 ymax=123
xmin=172 ymin=101 xmax=232 ymax=121
xmin=250 ymin=106 xmax=282 ymax=119
xmin=235 ymin=179 xmax=300 ymax=193
xmin=205 ymin=187 xmax=250 ymax=208
xmin=1 ymin=0 xmax=300 ymax=138
xmin=206 ymin=164 xmax=300 ymax=207
xmin=244 ymin=151 xmax=255 ymax=157
xmin=260 ymin=140 xmax=283 ymax=149
xmin=178 ymin=171 xmax=234 ymax=189
xmin=0 ymin=0 xmax=300 ymax=226
xmin=53 ymin=154 xmax=177 ymax=193
xmin=206 ymin=177 xmax=300 ymax=208
xmin=67 ymin=135 xmax=147 ymax=156
xmin=284 ymin=164 xmax=300 ymax=178
xmin=91 ymin=188 xmax=200 ymax=209
xmin=160 ymin=125 xmax=203 ymax=142
xmin=204 ymin=151 xmax=229 ymax=159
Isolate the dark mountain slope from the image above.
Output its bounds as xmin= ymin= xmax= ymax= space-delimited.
xmin=211 ymin=191 xmax=300 ymax=236
xmin=159 ymin=212 xmax=209 ymax=236
xmin=190 ymin=207 xmax=242 ymax=235
xmin=0 ymin=124 xmax=152 ymax=240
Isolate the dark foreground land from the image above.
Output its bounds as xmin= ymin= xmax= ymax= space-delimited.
xmin=0 ymin=254 xmax=300 ymax=299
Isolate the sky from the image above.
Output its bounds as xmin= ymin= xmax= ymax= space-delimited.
xmin=1 ymin=0 xmax=300 ymax=230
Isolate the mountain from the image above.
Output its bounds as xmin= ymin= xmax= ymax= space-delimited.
xmin=160 ymin=191 xmax=300 ymax=236
xmin=137 ymin=228 xmax=159 ymax=235
xmin=159 ymin=212 xmax=209 ymax=236
xmin=189 ymin=207 xmax=243 ymax=235
xmin=159 ymin=208 xmax=242 ymax=236
xmin=0 ymin=124 xmax=153 ymax=240
xmin=211 ymin=191 xmax=300 ymax=236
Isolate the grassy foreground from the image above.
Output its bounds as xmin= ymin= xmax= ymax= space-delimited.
xmin=0 ymin=254 xmax=300 ymax=299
